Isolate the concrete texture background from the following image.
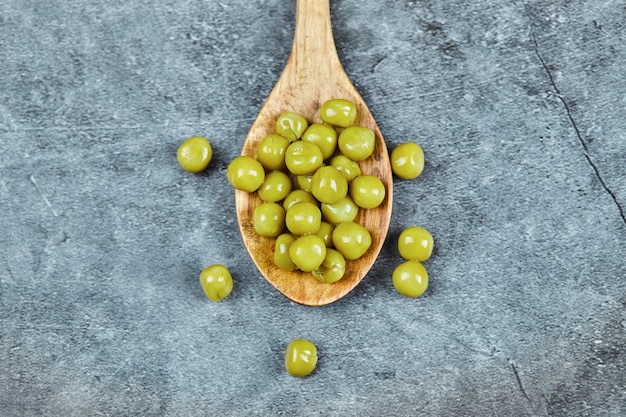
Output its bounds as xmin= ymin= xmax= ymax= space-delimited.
xmin=1 ymin=0 xmax=625 ymax=415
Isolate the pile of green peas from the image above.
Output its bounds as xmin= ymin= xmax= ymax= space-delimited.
xmin=227 ymin=98 xmax=386 ymax=284
xmin=178 ymin=98 xmax=434 ymax=378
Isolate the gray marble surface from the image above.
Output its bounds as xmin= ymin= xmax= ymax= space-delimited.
xmin=1 ymin=0 xmax=625 ymax=416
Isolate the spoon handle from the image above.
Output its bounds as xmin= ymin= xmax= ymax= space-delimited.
xmin=290 ymin=0 xmax=342 ymax=73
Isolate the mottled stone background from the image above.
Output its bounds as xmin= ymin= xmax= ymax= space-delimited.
xmin=1 ymin=0 xmax=624 ymax=416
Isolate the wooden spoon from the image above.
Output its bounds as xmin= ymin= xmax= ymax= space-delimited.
xmin=235 ymin=0 xmax=393 ymax=306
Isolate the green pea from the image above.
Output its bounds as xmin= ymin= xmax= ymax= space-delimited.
xmin=296 ymin=174 xmax=314 ymax=192
xmin=314 ymin=221 xmax=334 ymax=248
xmin=332 ymin=221 xmax=371 ymax=260
xmin=285 ymin=202 xmax=322 ymax=235
xmin=301 ymin=123 xmax=338 ymax=160
xmin=321 ymin=195 xmax=359 ymax=225
xmin=349 ymin=175 xmax=386 ymax=209
xmin=320 ymin=98 xmax=357 ymax=128
xmin=285 ymin=339 xmax=317 ymax=377
xmin=258 ymin=171 xmax=292 ymax=203
xmin=289 ymin=235 xmax=326 ymax=272
xmin=199 ymin=264 xmax=233 ymax=302
xmin=274 ymin=233 xmax=298 ymax=271
xmin=311 ymin=166 xmax=348 ymax=205
xmin=312 ymin=248 xmax=346 ymax=283
xmin=390 ymin=142 xmax=424 ymax=179
xmin=252 ymin=202 xmax=285 ymax=238
xmin=276 ymin=112 xmax=308 ymax=142
xmin=329 ymin=154 xmax=361 ymax=182
xmin=338 ymin=126 xmax=375 ymax=161
xmin=392 ymin=260 xmax=428 ymax=297
xmin=257 ymin=134 xmax=290 ymax=171
xmin=283 ymin=189 xmax=319 ymax=211
xmin=227 ymin=156 xmax=265 ymax=192
xmin=177 ymin=136 xmax=212 ymax=173
xmin=398 ymin=226 xmax=434 ymax=262
xmin=285 ymin=141 xmax=324 ymax=176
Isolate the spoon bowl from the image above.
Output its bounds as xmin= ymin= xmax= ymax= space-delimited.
xmin=235 ymin=0 xmax=393 ymax=306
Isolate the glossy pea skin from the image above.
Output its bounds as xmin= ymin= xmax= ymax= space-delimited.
xmin=283 ymin=189 xmax=319 ymax=211
xmin=285 ymin=202 xmax=322 ymax=235
xmin=312 ymin=248 xmax=346 ymax=283
xmin=315 ymin=221 xmax=334 ymax=248
xmin=296 ymin=174 xmax=313 ymax=192
xmin=301 ymin=123 xmax=338 ymax=160
xmin=258 ymin=171 xmax=292 ymax=203
xmin=311 ymin=166 xmax=348 ymax=205
xmin=285 ymin=141 xmax=324 ymax=175
xmin=276 ymin=112 xmax=308 ymax=142
xmin=274 ymin=233 xmax=298 ymax=271
xmin=349 ymin=175 xmax=386 ymax=209
xmin=392 ymin=260 xmax=428 ymax=298
xmin=257 ymin=134 xmax=290 ymax=171
xmin=321 ymin=196 xmax=359 ymax=225
xmin=332 ymin=221 xmax=372 ymax=260
xmin=199 ymin=264 xmax=233 ymax=302
xmin=320 ymin=98 xmax=357 ymax=128
xmin=177 ymin=136 xmax=213 ymax=173
xmin=338 ymin=126 xmax=375 ymax=161
xmin=227 ymin=156 xmax=265 ymax=192
xmin=252 ymin=202 xmax=285 ymax=238
xmin=285 ymin=339 xmax=318 ymax=377
xmin=390 ymin=142 xmax=424 ymax=179
xmin=398 ymin=226 xmax=434 ymax=262
xmin=289 ymin=235 xmax=327 ymax=272
xmin=329 ymin=154 xmax=361 ymax=183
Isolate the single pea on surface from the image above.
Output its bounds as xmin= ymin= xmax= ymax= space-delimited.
xmin=199 ymin=264 xmax=233 ymax=302
xmin=177 ymin=136 xmax=212 ymax=173
xmin=398 ymin=226 xmax=434 ymax=262
xmin=392 ymin=260 xmax=428 ymax=298
xmin=285 ymin=339 xmax=318 ymax=377
xmin=390 ymin=142 xmax=424 ymax=179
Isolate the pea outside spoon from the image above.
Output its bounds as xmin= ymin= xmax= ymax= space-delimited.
xmin=235 ymin=0 xmax=393 ymax=306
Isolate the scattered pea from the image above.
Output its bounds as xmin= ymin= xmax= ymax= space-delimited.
xmin=392 ymin=260 xmax=428 ymax=298
xmin=199 ymin=264 xmax=233 ymax=302
xmin=398 ymin=226 xmax=434 ymax=262
xmin=390 ymin=142 xmax=424 ymax=179
xmin=177 ymin=136 xmax=212 ymax=173
xmin=285 ymin=339 xmax=318 ymax=377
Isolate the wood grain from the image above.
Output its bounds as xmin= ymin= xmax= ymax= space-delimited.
xmin=236 ymin=0 xmax=393 ymax=306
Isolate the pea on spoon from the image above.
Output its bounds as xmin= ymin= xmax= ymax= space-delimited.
xmin=235 ymin=0 xmax=393 ymax=306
